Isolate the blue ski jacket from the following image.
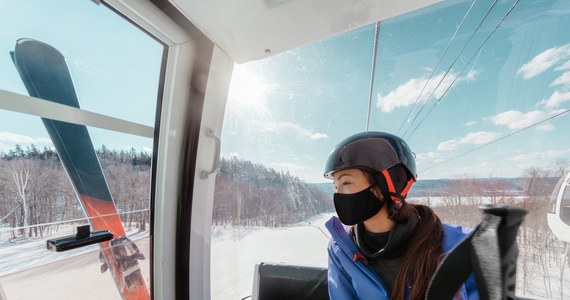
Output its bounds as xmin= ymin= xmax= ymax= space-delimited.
xmin=325 ymin=216 xmax=479 ymax=299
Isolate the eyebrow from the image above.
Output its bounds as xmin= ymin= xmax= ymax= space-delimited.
xmin=335 ymin=173 xmax=353 ymax=182
xmin=333 ymin=173 xmax=353 ymax=190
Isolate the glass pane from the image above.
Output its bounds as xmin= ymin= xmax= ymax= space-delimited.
xmin=213 ymin=1 xmax=570 ymax=299
xmin=549 ymin=176 xmax=564 ymax=214
xmin=0 ymin=1 xmax=160 ymax=299
xmin=0 ymin=0 xmax=163 ymax=126
xmin=562 ymin=181 xmax=570 ymax=224
xmin=0 ymin=117 xmax=152 ymax=298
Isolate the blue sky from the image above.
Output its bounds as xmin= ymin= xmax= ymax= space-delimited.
xmin=0 ymin=0 xmax=162 ymax=153
xmin=1 ymin=0 xmax=569 ymax=182
xmin=221 ymin=0 xmax=570 ymax=182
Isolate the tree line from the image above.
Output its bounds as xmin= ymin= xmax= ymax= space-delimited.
xmin=2 ymin=144 xmax=568 ymax=298
xmin=410 ymin=158 xmax=570 ymax=299
xmin=0 ymin=145 xmax=151 ymax=239
xmin=213 ymin=157 xmax=334 ymax=227
xmin=0 ymin=146 xmax=334 ymax=239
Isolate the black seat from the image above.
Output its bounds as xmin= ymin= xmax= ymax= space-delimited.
xmin=252 ymin=262 xmax=329 ymax=300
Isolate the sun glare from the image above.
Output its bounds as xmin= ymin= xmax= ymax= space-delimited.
xmin=228 ymin=65 xmax=268 ymax=109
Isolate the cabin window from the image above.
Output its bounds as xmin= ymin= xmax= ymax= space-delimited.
xmin=0 ymin=1 xmax=162 ymax=298
xmin=212 ymin=0 xmax=570 ymax=299
xmin=549 ymin=176 xmax=564 ymax=214
xmin=562 ymin=181 xmax=570 ymax=224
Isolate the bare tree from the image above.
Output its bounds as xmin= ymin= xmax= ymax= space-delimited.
xmin=554 ymin=158 xmax=569 ymax=178
xmin=2 ymin=159 xmax=32 ymax=237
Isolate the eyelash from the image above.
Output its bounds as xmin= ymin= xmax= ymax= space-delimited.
xmin=334 ymin=182 xmax=351 ymax=190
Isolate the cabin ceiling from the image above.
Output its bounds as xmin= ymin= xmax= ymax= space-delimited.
xmin=168 ymin=0 xmax=442 ymax=63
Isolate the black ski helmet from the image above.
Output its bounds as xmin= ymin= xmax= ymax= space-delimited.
xmin=324 ymin=131 xmax=417 ymax=181
xmin=324 ymin=131 xmax=417 ymax=218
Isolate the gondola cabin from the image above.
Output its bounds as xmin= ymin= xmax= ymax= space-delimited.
xmin=0 ymin=0 xmax=570 ymax=299
xmin=547 ymin=172 xmax=570 ymax=243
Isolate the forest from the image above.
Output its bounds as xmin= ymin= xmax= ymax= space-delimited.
xmin=0 ymin=145 xmax=151 ymax=239
xmin=213 ymin=157 xmax=333 ymax=227
xmin=409 ymin=160 xmax=569 ymax=299
xmin=1 ymin=145 xmax=569 ymax=298
xmin=0 ymin=146 xmax=333 ymax=239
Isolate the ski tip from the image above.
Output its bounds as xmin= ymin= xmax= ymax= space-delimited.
xmin=16 ymin=38 xmax=42 ymax=46
xmin=14 ymin=38 xmax=63 ymax=58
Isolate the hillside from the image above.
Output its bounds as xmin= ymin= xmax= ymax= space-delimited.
xmin=213 ymin=157 xmax=334 ymax=227
xmin=308 ymin=177 xmax=561 ymax=198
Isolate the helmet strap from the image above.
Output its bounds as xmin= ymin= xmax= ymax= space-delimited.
xmin=379 ymin=169 xmax=416 ymax=219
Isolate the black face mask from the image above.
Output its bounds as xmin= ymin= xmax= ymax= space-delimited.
xmin=333 ymin=185 xmax=385 ymax=225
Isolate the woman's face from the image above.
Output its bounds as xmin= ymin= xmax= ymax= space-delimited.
xmin=333 ymin=168 xmax=372 ymax=194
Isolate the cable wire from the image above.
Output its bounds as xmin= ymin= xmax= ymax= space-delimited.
xmin=366 ymin=21 xmax=381 ymax=132
xmin=402 ymin=0 xmax=498 ymax=138
xmin=0 ymin=208 xmax=150 ymax=232
xmin=398 ymin=0 xmax=478 ymax=135
xmin=407 ymin=0 xmax=520 ymax=138
xmin=422 ymin=108 xmax=568 ymax=172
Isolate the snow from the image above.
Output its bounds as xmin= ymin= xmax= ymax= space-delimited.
xmin=0 ymin=226 xmax=150 ymax=299
xmin=1 ymin=213 xmax=569 ymax=299
xmin=210 ymin=213 xmax=333 ymax=299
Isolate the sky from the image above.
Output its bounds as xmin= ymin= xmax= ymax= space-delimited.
xmin=221 ymin=0 xmax=570 ymax=182
xmin=1 ymin=0 xmax=570 ymax=183
xmin=0 ymin=0 xmax=162 ymax=154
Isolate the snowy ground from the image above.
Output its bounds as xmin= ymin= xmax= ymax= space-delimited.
xmin=210 ymin=213 xmax=333 ymax=299
xmin=210 ymin=212 xmax=569 ymax=300
xmin=0 ymin=227 xmax=150 ymax=300
xmin=1 ymin=212 xmax=568 ymax=299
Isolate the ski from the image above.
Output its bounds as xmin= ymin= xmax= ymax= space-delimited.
xmin=11 ymin=38 xmax=150 ymax=300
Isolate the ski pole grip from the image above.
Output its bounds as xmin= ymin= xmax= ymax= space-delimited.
xmin=479 ymin=204 xmax=527 ymax=300
xmin=200 ymin=128 xmax=221 ymax=179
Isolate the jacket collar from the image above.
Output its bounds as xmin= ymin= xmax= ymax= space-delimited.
xmin=326 ymin=216 xmax=385 ymax=287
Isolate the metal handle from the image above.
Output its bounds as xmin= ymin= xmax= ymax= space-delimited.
xmin=200 ymin=128 xmax=221 ymax=179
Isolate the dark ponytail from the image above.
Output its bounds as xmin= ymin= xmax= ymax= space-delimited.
xmin=391 ymin=203 xmax=444 ymax=300
xmin=365 ymin=166 xmax=444 ymax=299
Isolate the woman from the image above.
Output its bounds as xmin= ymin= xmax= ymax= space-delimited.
xmin=324 ymin=131 xmax=478 ymax=299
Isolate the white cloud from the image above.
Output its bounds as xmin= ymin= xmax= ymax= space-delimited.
xmin=270 ymin=162 xmax=307 ymax=172
xmin=261 ymin=122 xmax=328 ymax=140
xmin=415 ymin=151 xmax=445 ymax=165
xmin=517 ymin=44 xmax=570 ymax=79
xmin=489 ymin=109 xmax=566 ymax=130
xmin=540 ymin=91 xmax=570 ymax=108
xmin=550 ymin=71 xmax=570 ymax=88
xmin=508 ymin=150 xmax=567 ymax=162
xmin=463 ymin=121 xmax=477 ymax=127
xmin=0 ymin=131 xmax=52 ymax=145
xmin=376 ymin=70 xmax=477 ymax=113
xmin=555 ymin=60 xmax=570 ymax=71
xmin=229 ymin=152 xmax=240 ymax=158
xmin=436 ymin=131 xmax=500 ymax=151
xmin=309 ymin=132 xmax=329 ymax=140
xmin=142 ymin=146 xmax=153 ymax=153
xmin=464 ymin=70 xmax=478 ymax=81
xmin=537 ymin=124 xmax=555 ymax=131
xmin=416 ymin=151 xmax=439 ymax=160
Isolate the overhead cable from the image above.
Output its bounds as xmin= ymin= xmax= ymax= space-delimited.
xmin=422 ymin=107 xmax=567 ymax=172
xmin=398 ymin=0 xmax=478 ymax=135
xmin=366 ymin=21 xmax=381 ymax=132
xmin=407 ymin=0 xmax=520 ymax=138
xmin=402 ymin=0 xmax=498 ymax=138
